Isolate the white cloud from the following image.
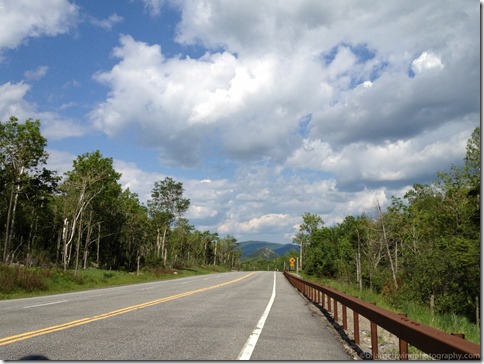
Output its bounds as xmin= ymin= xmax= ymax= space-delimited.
xmin=45 ymin=149 xmax=77 ymax=177
xmin=411 ymin=51 xmax=444 ymax=74
xmin=89 ymin=13 xmax=123 ymax=31
xmin=0 ymin=0 xmax=79 ymax=52
xmin=0 ymin=82 xmax=31 ymax=120
xmin=113 ymin=160 xmax=164 ymax=202
xmin=0 ymin=81 xmax=88 ymax=140
xmin=218 ymin=213 xmax=291 ymax=235
xmin=286 ymin=118 xmax=476 ymax=190
xmin=142 ymin=0 xmax=168 ymax=17
xmin=24 ymin=65 xmax=49 ymax=81
xmin=90 ymin=1 xmax=478 ymax=173
xmin=40 ymin=114 xmax=86 ymax=140
xmin=4 ymin=0 xmax=475 ymax=244
xmin=189 ymin=205 xmax=218 ymax=220
xmin=90 ymin=34 xmax=331 ymax=165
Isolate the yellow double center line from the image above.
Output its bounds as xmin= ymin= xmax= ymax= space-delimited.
xmin=0 ymin=272 xmax=256 ymax=347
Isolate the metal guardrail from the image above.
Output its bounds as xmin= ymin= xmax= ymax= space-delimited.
xmin=283 ymin=271 xmax=480 ymax=360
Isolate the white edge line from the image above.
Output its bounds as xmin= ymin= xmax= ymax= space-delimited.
xmin=237 ymin=272 xmax=277 ymax=360
xmin=23 ymin=300 xmax=68 ymax=309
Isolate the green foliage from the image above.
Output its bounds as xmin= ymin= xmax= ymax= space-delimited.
xmin=0 ymin=265 xmax=48 ymax=293
xmin=0 ymin=116 xmax=51 ymax=263
xmin=148 ymin=177 xmax=190 ymax=222
xmin=240 ymin=249 xmax=299 ymax=271
xmin=0 ymin=116 xmax=241 ymax=284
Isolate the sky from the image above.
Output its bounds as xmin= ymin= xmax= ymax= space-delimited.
xmin=0 ymin=0 xmax=480 ymax=244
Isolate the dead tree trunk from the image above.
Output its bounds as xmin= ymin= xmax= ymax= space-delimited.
xmin=355 ymin=228 xmax=363 ymax=291
xmin=162 ymin=226 xmax=168 ymax=267
xmin=376 ymin=200 xmax=398 ymax=289
xmin=82 ymin=211 xmax=93 ymax=269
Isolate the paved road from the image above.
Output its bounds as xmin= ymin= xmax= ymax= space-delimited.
xmin=0 ymin=271 xmax=351 ymax=360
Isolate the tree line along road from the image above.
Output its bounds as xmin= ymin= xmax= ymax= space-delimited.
xmin=0 ymin=271 xmax=351 ymax=360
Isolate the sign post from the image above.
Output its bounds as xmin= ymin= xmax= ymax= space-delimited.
xmin=289 ymin=257 xmax=295 ymax=270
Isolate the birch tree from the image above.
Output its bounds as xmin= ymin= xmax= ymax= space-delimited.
xmin=58 ymin=150 xmax=121 ymax=271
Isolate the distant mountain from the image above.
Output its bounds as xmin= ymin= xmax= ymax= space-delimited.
xmin=247 ymin=247 xmax=279 ymax=259
xmin=238 ymin=240 xmax=300 ymax=259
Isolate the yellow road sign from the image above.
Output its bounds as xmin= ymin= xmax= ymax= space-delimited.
xmin=289 ymin=257 xmax=295 ymax=264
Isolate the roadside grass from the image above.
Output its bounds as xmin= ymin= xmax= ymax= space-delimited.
xmin=0 ymin=264 xmax=230 ymax=300
xmin=301 ymin=273 xmax=480 ymax=345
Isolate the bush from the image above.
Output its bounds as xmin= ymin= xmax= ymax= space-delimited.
xmin=0 ymin=265 xmax=48 ymax=293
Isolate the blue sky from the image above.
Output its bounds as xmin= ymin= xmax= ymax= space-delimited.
xmin=0 ymin=0 xmax=480 ymax=244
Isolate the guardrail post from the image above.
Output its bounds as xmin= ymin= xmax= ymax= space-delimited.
xmin=327 ymin=295 xmax=332 ymax=312
xmin=321 ymin=292 xmax=325 ymax=310
xmin=353 ymin=311 xmax=360 ymax=345
xmin=398 ymin=313 xmax=408 ymax=360
xmin=334 ymin=298 xmax=338 ymax=322
xmin=371 ymin=321 xmax=378 ymax=359
xmin=342 ymin=304 xmax=347 ymax=330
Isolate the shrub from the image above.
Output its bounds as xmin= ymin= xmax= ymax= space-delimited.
xmin=0 ymin=265 xmax=48 ymax=293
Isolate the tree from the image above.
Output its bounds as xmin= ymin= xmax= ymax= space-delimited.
xmin=148 ymin=177 xmax=190 ymax=267
xmin=294 ymin=212 xmax=324 ymax=270
xmin=463 ymin=127 xmax=480 ymax=228
xmin=169 ymin=218 xmax=194 ymax=268
xmin=375 ymin=199 xmax=398 ymax=289
xmin=21 ymin=167 xmax=59 ymax=266
xmin=57 ymin=150 xmax=121 ymax=271
xmin=337 ymin=215 xmax=369 ymax=289
xmin=0 ymin=117 xmax=48 ymax=263
xmin=117 ymin=189 xmax=149 ymax=272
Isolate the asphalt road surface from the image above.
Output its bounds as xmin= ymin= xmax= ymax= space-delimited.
xmin=0 ymin=271 xmax=351 ymax=360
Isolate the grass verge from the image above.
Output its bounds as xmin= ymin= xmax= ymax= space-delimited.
xmin=0 ymin=264 xmax=230 ymax=300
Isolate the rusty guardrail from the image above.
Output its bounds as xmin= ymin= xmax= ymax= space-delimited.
xmin=283 ymin=271 xmax=480 ymax=360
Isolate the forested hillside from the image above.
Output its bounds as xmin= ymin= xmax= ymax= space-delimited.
xmin=0 ymin=116 xmax=241 ymax=274
xmin=294 ymin=127 xmax=480 ymax=323
xmin=238 ymin=240 xmax=300 ymax=257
